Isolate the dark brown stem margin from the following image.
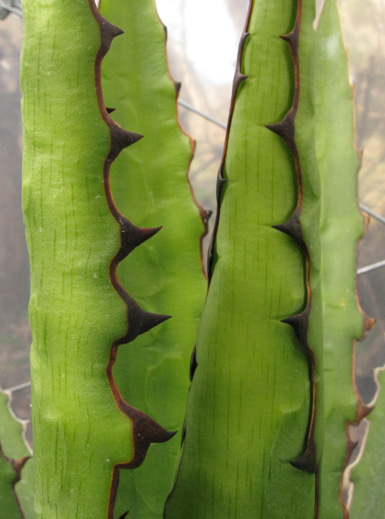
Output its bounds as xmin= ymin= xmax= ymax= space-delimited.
xmin=188 ymin=0 xmax=253 ymax=407
xmin=0 ymin=444 xmax=30 ymax=518
xmin=155 ymin=14 xmax=212 ymax=277
xmin=206 ymin=0 xmax=252 ymax=283
xmin=208 ymin=0 xmax=318 ymax=481
xmin=88 ymin=1 xmax=176 ymax=517
xmin=266 ymin=0 xmax=318 ymax=479
xmin=266 ymin=0 xmax=320 ymax=515
xmin=340 ymin=205 xmax=375 ymax=518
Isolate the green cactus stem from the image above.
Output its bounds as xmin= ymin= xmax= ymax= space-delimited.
xmin=0 ymin=389 xmax=32 ymax=519
xmin=164 ymin=0 xmax=323 ymax=517
xmin=314 ymin=1 xmax=370 ymax=517
xmin=266 ymin=0 xmax=323 ymax=476
xmin=0 ymin=446 xmax=26 ymax=518
xmin=349 ymin=367 xmax=385 ymax=519
xmin=21 ymin=1 xmax=174 ymax=516
xmin=99 ymin=0 xmax=207 ymax=517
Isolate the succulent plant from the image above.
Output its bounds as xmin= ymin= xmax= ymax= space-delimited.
xmin=0 ymin=0 xmax=379 ymax=517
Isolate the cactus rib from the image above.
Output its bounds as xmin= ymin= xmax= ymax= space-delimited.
xmin=21 ymin=0 xmax=174 ymax=516
xmin=266 ymin=0 xmax=319 ymax=475
xmin=164 ymin=1 xmax=321 ymax=517
xmin=206 ymin=2 xmax=252 ymax=282
xmin=314 ymin=1 xmax=375 ymax=516
xmin=98 ymin=0 xmax=208 ymax=515
xmin=89 ymin=1 xmax=175 ymax=512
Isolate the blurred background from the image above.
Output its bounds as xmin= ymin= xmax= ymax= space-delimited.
xmin=0 ymin=0 xmax=383 ymax=476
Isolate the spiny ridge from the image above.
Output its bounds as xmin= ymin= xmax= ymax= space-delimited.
xmin=216 ymin=173 xmax=227 ymax=199
xmin=231 ymin=32 xmax=250 ymax=94
xmin=121 ymin=297 xmax=171 ymax=343
xmin=189 ymin=346 xmax=198 ymax=382
xmin=181 ymin=423 xmax=186 ymax=446
xmin=207 ymin=24 xmax=251 ymax=284
xmin=0 ymin=446 xmax=29 ymax=487
xmin=290 ymin=439 xmax=317 ymax=474
xmin=217 ymin=173 xmax=227 ymax=186
xmin=240 ymin=31 xmax=250 ymax=47
xmin=98 ymin=18 xmax=124 ymax=55
xmin=108 ymin=124 xmax=143 ymax=162
xmin=117 ymin=220 xmax=162 ymax=260
xmin=12 ymin=456 xmax=30 ymax=475
xmin=236 ymin=31 xmax=250 ymax=68
xmin=209 ymin=170 xmax=227 ymax=271
xmin=233 ymin=71 xmax=248 ymax=92
xmin=206 ymin=247 xmax=214 ymax=279
xmin=281 ymin=23 xmax=300 ymax=57
xmin=90 ymin=2 xmax=176 ymax=514
xmin=273 ymin=207 xmax=305 ymax=250
xmin=120 ymin=405 xmax=176 ymax=469
xmin=282 ymin=305 xmax=310 ymax=348
xmin=265 ymin=110 xmax=296 ymax=153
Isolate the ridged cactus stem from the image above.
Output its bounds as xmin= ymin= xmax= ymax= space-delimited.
xmin=99 ymin=0 xmax=207 ymax=515
xmin=267 ymin=0 xmax=323 ymax=475
xmin=314 ymin=1 xmax=370 ymax=517
xmin=165 ymin=0 xmax=322 ymax=517
xmin=21 ymin=1 xmax=173 ymax=516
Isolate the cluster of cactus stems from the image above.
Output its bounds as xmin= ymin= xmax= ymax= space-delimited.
xmin=0 ymin=0 xmax=381 ymax=517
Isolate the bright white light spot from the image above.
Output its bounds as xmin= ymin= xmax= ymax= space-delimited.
xmin=156 ymin=0 xmax=237 ymax=85
xmin=325 ymin=35 xmax=339 ymax=57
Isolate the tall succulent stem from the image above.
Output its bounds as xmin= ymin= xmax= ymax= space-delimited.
xmin=165 ymin=1 xmax=323 ymax=517
xmin=315 ymin=1 xmax=367 ymax=516
xmin=21 ymin=1 xmax=172 ymax=516
xmin=99 ymin=0 xmax=207 ymax=516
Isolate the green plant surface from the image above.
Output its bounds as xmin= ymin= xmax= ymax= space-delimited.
xmin=314 ymin=1 xmax=366 ymax=517
xmin=0 ymin=448 xmax=23 ymax=518
xmin=288 ymin=0 xmax=324 ymax=478
xmin=21 ymin=1 xmax=172 ymax=517
xmin=99 ymin=0 xmax=207 ymax=516
xmin=164 ymin=1 xmax=323 ymax=517
xmin=0 ymin=389 xmax=31 ymax=518
xmin=349 ymin=367 xmax=385 ymax=519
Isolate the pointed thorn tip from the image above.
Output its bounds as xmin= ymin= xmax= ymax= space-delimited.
xmin=290 ymin=450 xmax=317 ymax=474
